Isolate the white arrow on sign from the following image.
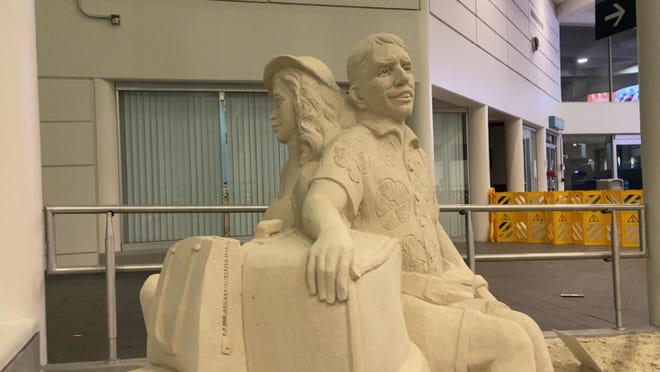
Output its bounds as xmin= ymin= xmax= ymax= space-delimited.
xmin=605 ymin=3 xmax=625 ymax=27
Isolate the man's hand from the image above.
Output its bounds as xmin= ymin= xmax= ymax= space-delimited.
xmin=306 ymin=229 xmax=355 ymax=304
xmin=474 ymin=275 xmax=497 ymax=302
xmin=301 ymin=179 xmax=357 ymax=304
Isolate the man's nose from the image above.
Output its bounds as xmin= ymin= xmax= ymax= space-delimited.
xmin=269 ymin=109 xmax=277 ymax=121
xmin=394 ymin=66 xmax=411 ymax=85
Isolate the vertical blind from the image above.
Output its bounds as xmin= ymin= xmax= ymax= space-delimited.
xmin=119 ymin=91 xmax=224 ymax=243
xmin=433 ymin=111 xmax=469 ymax=238
xmin=118 ymin=90 xmax=287 ymax=244
xmin=224 ymin=92 xmax=287 ymax=236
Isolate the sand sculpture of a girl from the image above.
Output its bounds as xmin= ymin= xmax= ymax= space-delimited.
xmin=260 ymin=55 xmax=354 ymax=230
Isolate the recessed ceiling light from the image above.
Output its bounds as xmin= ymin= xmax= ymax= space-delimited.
xmin=577 ymin=58 xmax=588 ymax=64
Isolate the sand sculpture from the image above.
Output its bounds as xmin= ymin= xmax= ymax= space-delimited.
xmin=135 ymin=34 xmax=554 ymax=372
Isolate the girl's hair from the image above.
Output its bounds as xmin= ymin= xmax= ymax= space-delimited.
xmin=273 ymin=68 xmax=352 ymax=163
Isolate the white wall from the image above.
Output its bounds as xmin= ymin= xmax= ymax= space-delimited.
xmin=40 ymin=78 xmax=101 ymax=266
xmin=561 ymin=102 xmax=640 ymax=134
xmin=37 ymin=0 xmax=422 ymax=82
xmin=427 ymin=0 xmax=561 ymax=126
xmin=36 ymin=0 xmax=425 ymax=261
xmin=1 ymin=0 xmax=46 ymax=366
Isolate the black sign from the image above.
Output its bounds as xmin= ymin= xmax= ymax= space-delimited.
xmin=595 ymin=0 xmax=636 ymax=40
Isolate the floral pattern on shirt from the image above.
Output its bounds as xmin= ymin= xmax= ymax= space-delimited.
xmin=401 ymin=235 xmax=428 ymax=273
xmin=333 ymin=139 xmax=369 ymax=183
xmin=377 ymin=138 xmax=397 ymax=167
xmin=375 ymin=178 xmax=411 ymax=230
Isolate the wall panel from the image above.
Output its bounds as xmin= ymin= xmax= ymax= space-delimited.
xmin=39 ymin=78 xmax=98 ymax=266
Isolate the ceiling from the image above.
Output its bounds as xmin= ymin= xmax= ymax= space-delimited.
xmin=553 ymin=0 xmax=595 ymax=25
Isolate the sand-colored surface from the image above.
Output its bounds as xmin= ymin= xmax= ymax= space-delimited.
xmin=547 ymin=332 xmax=660 ymax=371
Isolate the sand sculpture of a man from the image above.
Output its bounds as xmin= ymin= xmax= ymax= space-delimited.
xmin=301 ymin=33 xmax=554 ymax=372
xmin=136 ymin=33 xmax=554 ymax=372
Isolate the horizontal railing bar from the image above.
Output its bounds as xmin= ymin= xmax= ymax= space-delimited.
xmin=48 ymin=249 xmax=647 ymax=275
xmin=44 ymin=203 xmax=643 ymax=215
xmin=48 ymin=264 xmax=163 ymax=275
xmin=473 ymin=251 xmax=646 ymax=262
xmin=44 ymin=205 xmax=268 ymax=214
xmin=439 ymin=204 xmax=644 ymax=212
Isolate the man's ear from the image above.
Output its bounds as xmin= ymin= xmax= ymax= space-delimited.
xmin=349 ymin=85 xmax=367 ymax=110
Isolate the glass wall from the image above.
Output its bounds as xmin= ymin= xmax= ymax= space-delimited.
xmin=560 ymin=26 xmax=638 ymax=102
xmin=563 ymin=135 xmax=612 ymax=190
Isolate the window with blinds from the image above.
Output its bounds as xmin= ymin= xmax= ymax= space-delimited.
xmin=118 ymin=89 xmax=286 ymax=247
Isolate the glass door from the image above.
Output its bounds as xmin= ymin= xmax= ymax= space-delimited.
xmin=613 ymin=134 xmax=642 ymax=189
xmin=433 ymin=111 xmax=469 ymax=238
xmin=546 ymin=133 xmax=558 ymax=191
xmin=523 ymin=126 xmax=538 ymax=191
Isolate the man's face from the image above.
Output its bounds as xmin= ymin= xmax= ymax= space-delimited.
xmin=353 ymin=43 xmax=415 ymax=122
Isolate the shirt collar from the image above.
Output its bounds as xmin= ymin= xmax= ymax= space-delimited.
xmin=359 ymin=120 xmax=420 ymax=147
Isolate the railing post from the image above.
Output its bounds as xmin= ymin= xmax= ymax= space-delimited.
xmin=45 ymin=209 xmax=57 ymax=274
xmin=609 ymin=210 xmax=625 ymax=330
xmin=222 ymin=187 xmax=231 ymax=237
xmin=105 ymin=212 xmax=119 ymax=363
xmin=461 ymin=209 xmax=476 ymax=273
xmin=639 ymin=207 xmax=647 ymax=255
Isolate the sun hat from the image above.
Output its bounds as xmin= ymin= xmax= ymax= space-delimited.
xmin=263 ymin=55 xmax=340 ymax=93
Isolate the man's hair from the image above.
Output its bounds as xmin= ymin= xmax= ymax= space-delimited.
xmin=346 ymin=33 xmax=407 ymax=83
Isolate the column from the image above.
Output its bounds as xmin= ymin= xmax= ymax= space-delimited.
xmin=536 ymin=127 xmax=548 ymax=191
xmin=637 ymin=0 xmax=660 ymax=326
xmin=410 ymin=6 xmax=433 ymax=166
xmin=95 ymin=79 xmax=122 ymax=253
xmin=504 ymin=118 xmax=525 ymax=192
xmin=0 ymin=0 xmax=46 ymax=364
xmin=468 ymin=105 xmax=490 ymax=241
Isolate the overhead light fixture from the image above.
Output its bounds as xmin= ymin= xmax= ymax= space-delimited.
xmin=577 ymin=58 xmax=588 ymax=64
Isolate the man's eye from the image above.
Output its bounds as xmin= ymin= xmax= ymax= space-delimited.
xmin=402 ymin=64 xmax=412 ymax=72
xmin=378 ymin=67 xmax=391 ymax=76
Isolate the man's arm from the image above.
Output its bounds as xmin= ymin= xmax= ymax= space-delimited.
xmin=302 ymin=179 xmax=355 ymax=304
xmin=436 ymin=222 xmax=498 ymax=301
xmin=436 ymin=222 xmax=473 ymax=272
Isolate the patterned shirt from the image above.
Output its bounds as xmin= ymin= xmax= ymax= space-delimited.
xmin=313 ymin=121 xmax=444 ymax=276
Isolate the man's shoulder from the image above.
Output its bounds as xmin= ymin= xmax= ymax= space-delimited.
xmin=330 ymin=124 xmax=376 ymax=148
xmin=338 ymin=123 xmax=373 ymax=138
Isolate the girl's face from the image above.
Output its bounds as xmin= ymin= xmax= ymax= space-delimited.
xmin=269 ymin=79 xmax=297 ymax=144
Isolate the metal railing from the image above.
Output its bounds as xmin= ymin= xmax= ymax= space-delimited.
xmin=44 ymin=205 xmax=268 ymax=364
xmin=43 ymin=203 xmax=647 ymax=363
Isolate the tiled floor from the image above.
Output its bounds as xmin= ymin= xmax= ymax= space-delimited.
xmin=44 ymin=241 xmax=651 ymax=365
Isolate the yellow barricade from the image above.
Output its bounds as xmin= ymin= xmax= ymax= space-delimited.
xmin=573 ymin=210 xmax=610 ymax=246
xmin=621 ymin=212 xmax=640 ymax=248
xmin=522 ymin=192 xmax=549 ymax=243
xmin=490 ymin=191 xmax=526 ymax=242
xmin=549 ymin=210 xmax=572 ymax=245
xmin=571 ymin=191 xmax=611 ymax=246
xmin=489 ymin=190 xmax=642 ymax=247
xmin=546 ymin=192 xmax=573 ymax=245
xmin=617 ymin=190 xmax=643 ymax=248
